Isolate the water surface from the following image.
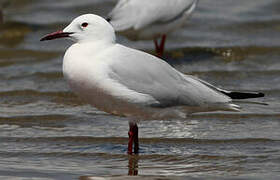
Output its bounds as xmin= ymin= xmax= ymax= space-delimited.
xmin=0 ymin=0 xmax=280 ymax=179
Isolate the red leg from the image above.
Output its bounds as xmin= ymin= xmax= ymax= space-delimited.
xmin=127 ymin=122 xmax=139 ymax=154
xmin=154 ymin=39 xmax=160 ymax=53
xmin=127 ymin=127 xmax=134 ymax=155
xmin=133 ymin=124 xmax=139 ymax=154
xmin=153 ymin=35 xmax=166 ymax=58
xmin=159 ymin=34 xmax=166 ymax=56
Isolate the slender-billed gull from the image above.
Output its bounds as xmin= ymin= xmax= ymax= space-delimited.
xmin=107 ymin=0 xmax=199 ymax=57
xmin=41 ymin=14 xmax=264 ymax=154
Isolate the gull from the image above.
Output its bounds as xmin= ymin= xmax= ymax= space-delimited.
xmin=41 ymin=14 xmax=264 ymax=154
xmin=106 ymin=0 xmax=199 ymax=57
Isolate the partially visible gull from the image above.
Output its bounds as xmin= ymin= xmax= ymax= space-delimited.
xmin=107 ymin=0 xmax=199 ymax=57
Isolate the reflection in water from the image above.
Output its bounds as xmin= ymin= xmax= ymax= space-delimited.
xmin=79 ymin=155 xmax=139 ymax=179
xmin=0 ymin=10 xmax=2 ymax=24
xmin=128 ymin=155 xmax=139 ymax=176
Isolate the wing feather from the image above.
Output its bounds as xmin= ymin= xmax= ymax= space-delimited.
xmin=103 ymin=44 xmax=231 ymax=108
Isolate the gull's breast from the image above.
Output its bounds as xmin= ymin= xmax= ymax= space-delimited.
xmin=62 ymin=52 xmax=157 ymax=118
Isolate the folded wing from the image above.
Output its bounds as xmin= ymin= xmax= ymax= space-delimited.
xmin=105 ymin=44 xmax=234 ymax=110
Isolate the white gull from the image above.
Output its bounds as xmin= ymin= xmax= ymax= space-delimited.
xmin=41 ymin=14 xmax=264 ymax=154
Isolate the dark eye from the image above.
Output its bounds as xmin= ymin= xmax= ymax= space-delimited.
xmin=81 ymin=22 xmax=88 ymax=28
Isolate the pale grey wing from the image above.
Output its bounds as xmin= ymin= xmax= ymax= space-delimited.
xmin=107 ymin=44 xmax=231 ymax=108
xmin=108 ymin=0 xmax=198 ymax=31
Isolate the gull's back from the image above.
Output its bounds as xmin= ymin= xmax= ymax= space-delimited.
xmin=98 ymin=44 xmax=237 ymax=112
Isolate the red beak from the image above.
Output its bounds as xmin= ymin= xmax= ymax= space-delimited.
xmin=40 ymin=30 xmax=73 ymax=41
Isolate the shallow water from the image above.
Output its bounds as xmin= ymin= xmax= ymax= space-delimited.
xmin=0 ymin=0 xmax=280 ymax=179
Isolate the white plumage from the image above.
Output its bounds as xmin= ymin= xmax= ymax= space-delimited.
xmin=40 ymin=14 xmax=264 ymax=154
xmin=58 ymin=14 xmax=239 ymax=119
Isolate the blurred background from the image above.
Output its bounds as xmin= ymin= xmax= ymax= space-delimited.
xmin=0 ymin=0 xmax=280 ymax=179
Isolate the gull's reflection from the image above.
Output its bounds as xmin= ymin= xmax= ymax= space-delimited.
xmin=79 ymin=155 xmax=139 ymax=179
xmin=128 ymin=155 xmax=139 ymax=176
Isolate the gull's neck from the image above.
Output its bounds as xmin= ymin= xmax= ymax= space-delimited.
xmin=77 ymin=40 xmax=115 ymax=53
xmin=77 ymin=35 xmax=116 ymax=44
xmin=65 ymin=40 xmax=115 ymax=64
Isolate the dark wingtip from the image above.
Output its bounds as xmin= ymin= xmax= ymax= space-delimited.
xmin=221 ymin=91 xmax=265 ymax=100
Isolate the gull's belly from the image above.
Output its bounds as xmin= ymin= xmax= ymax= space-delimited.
xmin=65 ymin=75 xmax=192 ymax=120
xmin=65 ymin=72 xmax=121 ymax=114
xmin=63 ymin=68 xmax=154 ymax=118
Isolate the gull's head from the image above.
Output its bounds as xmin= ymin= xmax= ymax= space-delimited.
xmin=40 ymin=14 xmax=116 ymax=43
